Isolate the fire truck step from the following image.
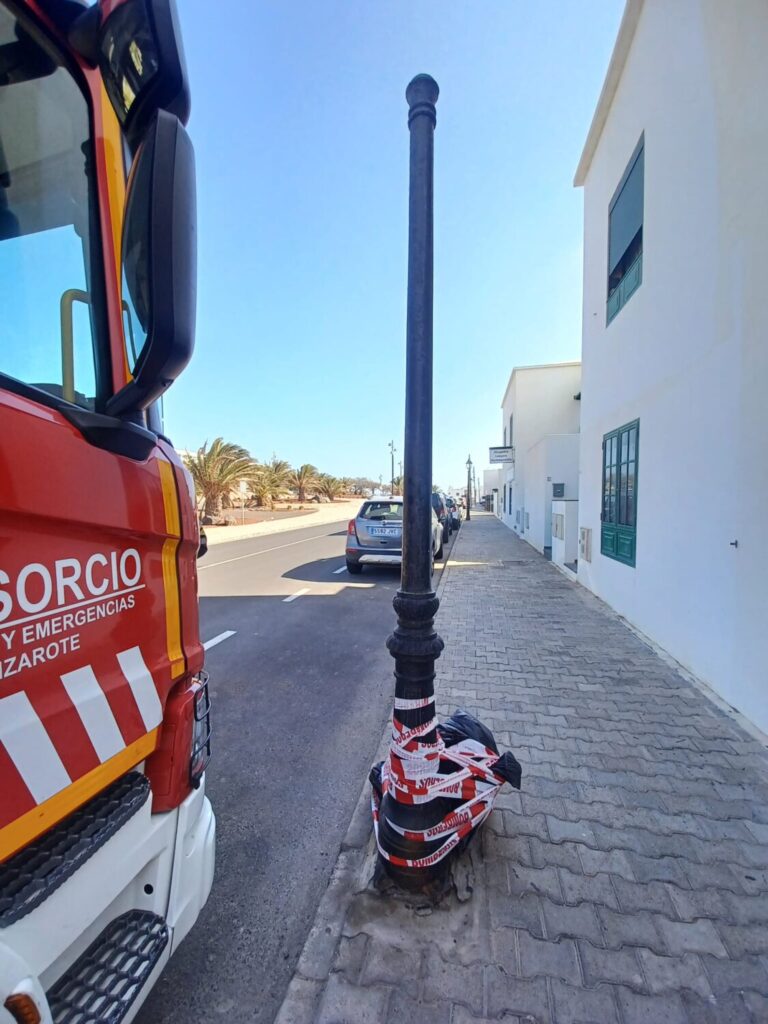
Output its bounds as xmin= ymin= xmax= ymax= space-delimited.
xmin=0 ymin=772 xmax=150 ymax=926
xmin=47 ymin=910 xmax=169 ymax=1024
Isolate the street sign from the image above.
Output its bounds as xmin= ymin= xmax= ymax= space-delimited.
xmin=489 ymin=446 xmax=515 ymax=464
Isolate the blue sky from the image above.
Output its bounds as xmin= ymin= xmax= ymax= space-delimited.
xmin=165 ymin=1 xmax=624 ymax=491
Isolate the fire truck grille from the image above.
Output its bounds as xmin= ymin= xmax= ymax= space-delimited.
xmin=0 ymin=772 xmax=150 ymax=926
xmin=48 ymin=910 xmax=169 ymax=1024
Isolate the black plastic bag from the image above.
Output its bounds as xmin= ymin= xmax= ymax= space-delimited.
xmin=437 ymin=708 xmax=499 ymax=754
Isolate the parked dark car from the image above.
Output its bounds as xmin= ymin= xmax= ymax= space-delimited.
xmin=431 ymin=491 xmax=451 ymax=543
xmin=445 ymin=496 xmax=461 ymax=532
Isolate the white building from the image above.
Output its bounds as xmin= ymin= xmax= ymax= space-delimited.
xmin=482 ymin=467 xmax=503 ymax=513
xmin=574 ymin=0 xmax=768 ymax=731
xmin=498 ymin=363 xmax=581 ymax=553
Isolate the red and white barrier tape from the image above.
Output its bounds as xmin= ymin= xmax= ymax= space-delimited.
xmin=371 ymin=696 xmax=511 ymax=870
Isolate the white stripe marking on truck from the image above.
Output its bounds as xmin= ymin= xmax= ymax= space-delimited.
xmin=117 ymin=647 xmax=163 ymax=731
xmin=60 ymin=666 xmax=125 ymax=763
xmin=0 ymin=691 xmax=71 ymax=803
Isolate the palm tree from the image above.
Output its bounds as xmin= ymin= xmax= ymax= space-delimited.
xmin=392 ymin=475 xmax=403 ymax=496
xmin=317 ymin=474 xmax=344 ymax=502
xmin=183 ymin=439 xmax=256 ymax=520
xmin=289 ymin=463 xmax=318 ymax=502
xmin=250 ymin=457 xmax=292 ymax=508
xmin=249 ymin=471 xmax=275 ymax=510
xmin=267 ymin=456 xmax=291 ymax=503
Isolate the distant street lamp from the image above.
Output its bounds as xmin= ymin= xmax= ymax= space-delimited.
xmin=388 ymin=440 xmax=397 ymax=495
xmin=466 ymin=455 xmax=473 ymax=521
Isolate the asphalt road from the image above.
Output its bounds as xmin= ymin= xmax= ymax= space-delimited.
xmin=137 ymin=515 xmax=456 ymax=1024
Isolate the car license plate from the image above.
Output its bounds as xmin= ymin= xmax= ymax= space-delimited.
xmin=371 ymin=527 xmax=398 ymax=537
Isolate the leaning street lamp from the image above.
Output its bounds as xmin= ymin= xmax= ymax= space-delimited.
xmin=466 ymin=455 xmax=473 ymax=521
xmin=370 ymin=77 xmax=521 ymax=894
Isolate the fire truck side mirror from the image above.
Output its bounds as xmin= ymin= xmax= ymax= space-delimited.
xmin=107 ymin=109 xmax=196 ymax=418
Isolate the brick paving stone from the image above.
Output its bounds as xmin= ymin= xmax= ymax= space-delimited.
xmin=636 ymin=948 xmax=713 ymax=997
xmin=666 ymin=884 xmax=729 ymax=921
xmin=558 ymin=868 xmax=619 ymax=910
xmin=577 ymin=846 xmax=635 ymax=881
xmin=598 ymin=907 xmax=661 ymax=952
xmin=276 ymin=515 xmax=768 ymax=1024
xmin=450 ymin=1009 xmax=521 ymax=1024
xmin=614 ymin=987 xmax=688 ymax=1024
xmin=653 ymin=916 xmax=728 ymax=958
xmin=508 ymin=864 xmax=563 ymax=903
xmin=549 ymin=979 xmax=618 ymax=1024
xmin=611 ymin=877 xmax=677 ymax=916
xmin=518 ymin=932 xmax=581 ymax=984
xmin=488 ymin=891 xmax=545 ymax=936
xmin=719 ymin=923 xmax=768 ymax=958
xmin=541 ymin=899 xmax=603 ymax=945
xmin=627 ymin=853 xmax=691 ymax=888
xmin=331 ymin=934 xmax=368 ymax=984
xmin=386 ymin=992 xmax=450 ymax=1024
xmin=315 ymin=976 xmax=390 ymax=1024
xmin=529 ymin=838 xmax=583 ymax=875
xmin=546 ymin=816 xmax=596 ymax=845
xmin=702 ymin=953 xmax=768 ymax=997
xmin=485 ymin=968 xmax=551 ymax=1022
xmin=359 ymin=938 xmax=421 ymax=996
xmin=679 ymin=990 xmax=754 ymax=1024
xmin=421 ymin=949 xmax=483 ymax=1015
xmin=578 ymin=941 xmax=644 ymax=990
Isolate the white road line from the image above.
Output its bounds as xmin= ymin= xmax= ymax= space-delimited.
xmin=333 ymin=566 xmax=347 ymax=574
xmin=203 ymin=630 xmax=237 ymax=651
xmin=283 ymin=588 xmax=310 ymax=603
xmin=199 ymin=533 xmax=336 ymax=570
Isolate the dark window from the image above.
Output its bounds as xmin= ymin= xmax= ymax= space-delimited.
xmin=360 ymin=502 xmax=403 ymax=521
xmin=607 ymin=137 xmax=643 ymax=323
xmin=503 ymin=483 xmax=507 ymax=511
xmin=0 ymin=3 xmax=106 ymax=409
xmin=601 ymin=420 xmax=639 ymax=566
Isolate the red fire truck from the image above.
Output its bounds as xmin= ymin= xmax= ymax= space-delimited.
xmin=0 ymin=1 xmax=214 ymax=1021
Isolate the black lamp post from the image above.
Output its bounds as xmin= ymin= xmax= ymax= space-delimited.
xmin=374 ymin=74 xmax=455 ymax=891
xmin=466 ymin=455 xmax=472 ymax=521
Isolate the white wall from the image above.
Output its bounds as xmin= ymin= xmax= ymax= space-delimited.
xmin=552 ymin=500 xmax=579 ymax=568
xmin=499 ymin=364 xmax=581 ymax=536
xmin=577 ymin=0 xmax=768 ymax=730
xmin=524 ymin=434 xmax=581 ymax=553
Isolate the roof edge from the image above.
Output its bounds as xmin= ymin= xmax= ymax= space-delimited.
xmin=500 ymin=361 xmax=582 ymax=408
xmin=573 ymin=0 xmax=644 ymax=188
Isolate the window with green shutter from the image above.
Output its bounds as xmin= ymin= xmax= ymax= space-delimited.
xmin=601 ymin=420 xmax=639 ymax=566
xmin=607 ymin=137 xmax=644 ymax=324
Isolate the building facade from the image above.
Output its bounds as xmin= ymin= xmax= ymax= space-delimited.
xmin=498 ymin=363 xmax=581 ymax=552
xmin=574 ymin=0 xmax=768 ymax=730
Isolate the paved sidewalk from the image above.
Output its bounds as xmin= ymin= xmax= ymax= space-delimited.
xmin=277 ymin=512 xmax=768 ymax=1024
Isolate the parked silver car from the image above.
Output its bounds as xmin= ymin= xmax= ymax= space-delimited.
xmin=345 ymin=496 xmax=443 ymax=574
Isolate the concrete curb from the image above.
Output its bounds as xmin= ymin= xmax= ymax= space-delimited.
xmin=204 ymin=502 xmax=361 ymax=546
xmin=273 ymin=521 xmax=468 ymax=1024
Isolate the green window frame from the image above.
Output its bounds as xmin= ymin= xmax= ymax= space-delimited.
xmin=607 ymin=136 xmax=644 ymax=324
xmin=601 ymin=419 xmax=639 ymax=566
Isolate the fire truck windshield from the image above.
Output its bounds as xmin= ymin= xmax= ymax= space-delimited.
xmin=0 ymin=2 xmax=104 ymax=410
